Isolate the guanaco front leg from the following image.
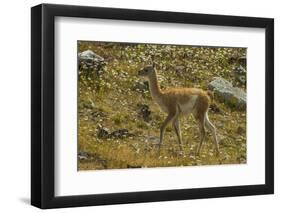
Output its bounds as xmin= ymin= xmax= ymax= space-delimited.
xmin=159 ymin=113 xmax=177 ymax=154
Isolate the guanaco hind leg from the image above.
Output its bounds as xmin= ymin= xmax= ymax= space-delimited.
xmin=204 ymin=112 xmax=220 ymax=156
xmin=196 ymin=117 xmax=206 ymax=156
xmin=173 ymin=117 xmax=183 ymax=151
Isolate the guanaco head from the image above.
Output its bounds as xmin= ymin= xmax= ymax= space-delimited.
xmin=138 ymin=63 xmax=156 ymax=78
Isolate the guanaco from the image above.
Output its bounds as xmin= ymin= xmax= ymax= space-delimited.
xmin=138 ymin=64 xmax=219 ymax=156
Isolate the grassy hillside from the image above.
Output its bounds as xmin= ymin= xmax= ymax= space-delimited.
xmin=78 ymin=41 xmax=246 ymax=170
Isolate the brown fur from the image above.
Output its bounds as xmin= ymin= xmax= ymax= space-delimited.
xmin=138 ymin=65 xmax=219 ymax=156
xmin=206 ymin=90 xmax=214 ymax=102
xmin=158 ymin=88 xmax=210 ymax=115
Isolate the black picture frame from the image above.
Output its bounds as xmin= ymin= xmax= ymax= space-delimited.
xmin=31 ymin=3 xmax=274 ymax=209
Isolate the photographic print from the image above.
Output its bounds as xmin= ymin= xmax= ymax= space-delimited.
xmin=77 ymin=41 xmax=247 ymax=170
xmin=31 ymin=4 xmax=273 ymax=208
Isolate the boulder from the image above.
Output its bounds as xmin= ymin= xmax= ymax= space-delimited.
xmin=97 ymin=125 xmax=110 ymax=139
xmin=97 ymin=125 xmax=133 ymax=139
xmin=208 ymin=77 xmax=246 ymax=110
xmin=236 ymin=75 xmax=246 ymax=85
xmin=132 ymin=81 xmax=149 ymax=92
xmin=91 ymin=109 xmax=107 ymax=121
xmin=78 ymin=50 xmax=105 ymax=72
xmin=233 ymin=65 xmax=246 ymax=85
xmin=78 ymin=151 xmax=92 ymax=161
xmin=110 ymin=129 xmax=130 ymax=138
xmin=78 ymin=50 xmax=104 ymax=63
xmin=233 ymin=65 xmax=246 ymax=75
xmin=78 ymin=151 xmax=108 ymax=168
xmin=137 ymin=104 xmax=152 ymax=122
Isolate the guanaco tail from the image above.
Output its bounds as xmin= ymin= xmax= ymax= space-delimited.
xmin=138 ymin=64 xmax=219 ymax=156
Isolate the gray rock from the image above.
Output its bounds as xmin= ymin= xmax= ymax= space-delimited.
xmin=78 ymin=50 xmax=104 ymax=63
xmin=237 ymin=75 xmax=246 ymax=85
xmin=132 ymin=81 xmax=149 ymax=92
xmin=110 ymin=129 xmax=130 ymax=138
xmin=78 ymin=151 xmax=91 ymax=160
xmin=78 ymin=50 xmax=105 ymax=71
xmin=208 ymin=77 xmax=246 ymax=110
xmin=97 ymin=125 xmax=110 ymax=139
xmin=233 ymin=65 xmax=246 ymax=85
xmin=138 ymin=104 xmax=152 ymax=122
xmin=233 ymin=65 xmax=246 ymax=75
xmin=97 ymin=125 xmax=133 ymax=139
xmin=78 ymin=151 xmax=108 ymax=168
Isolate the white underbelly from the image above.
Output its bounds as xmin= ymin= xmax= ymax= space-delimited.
xmin=154 ymin=95 xmax=198 ymax=115
xmin=159 ymin=104 xmax=169 ymax=113
xmin=179 ymin=95 xmax=198 ymax=115
xmin=152 ymin=96 xmax=169 ymax=113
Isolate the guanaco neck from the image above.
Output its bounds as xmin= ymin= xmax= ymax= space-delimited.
xmin=147 ymin=70 xmax=163 ymax=102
